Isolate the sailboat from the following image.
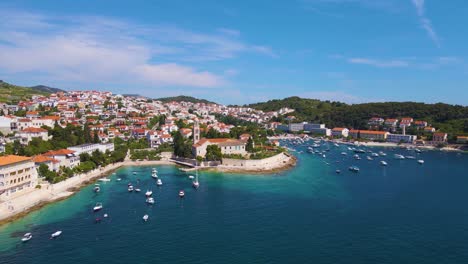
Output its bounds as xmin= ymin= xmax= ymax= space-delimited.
xmin=151 ymin=168 xmax=158 ymax=179
xmin=192 ymin=169 xmax=200 ymax=189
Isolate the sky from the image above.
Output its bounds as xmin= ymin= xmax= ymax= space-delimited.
xmin=0 ymin=0 xmax=467 ymax=105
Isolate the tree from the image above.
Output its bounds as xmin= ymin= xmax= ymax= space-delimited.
xmin=246 ymin=137 xmax=254 ymax=152
xmin=205 ymin=145 xmax=222 ymax=161
xmin=93 ymin=130 xmax=100 ymax=143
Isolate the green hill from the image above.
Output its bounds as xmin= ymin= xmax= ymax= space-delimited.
xmin=246 ymin=96 xmax=468 ymax=135
xmin=155 ymin=95 xmax=216 ymax=104
xmin=0 ymin=81 xmax=51 ymax=103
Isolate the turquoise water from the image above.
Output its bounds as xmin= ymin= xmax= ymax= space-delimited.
xmin=1 ymin=143 xmax=468 ymax=264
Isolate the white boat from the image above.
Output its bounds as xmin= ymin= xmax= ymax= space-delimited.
xmin=322 ymin=154 xmax=326 ymax=158
xmin=146 ymin=197 xmax=155 ymax=204
xmin=366 ymin=156 xmax=373 ymax=161
xmin=417 ymin=160 xmax=425 ymax=164
xmin=117 ymin=178 xmax=122 ymax=181
xmin=93 ymin=202 xmax=103 ymax=212
xmin=103 ymin=214 xmax=109 ymax=218
xmin=145 ymin=190 xmax=153 ymax=197
xmin=353 ymin=154 xmax=361 ymax=160
xmin=188 ymin=175 xmax=195 ymax=180
xmin=348 ymin=166 xmax=360 ymax=172
xmin=179 ymin=190 xmax=185 ymax=198
xmin=378 ymin=151 xmax=387 ymax=156
xmin=143 ymin=214 xmax=149 ymax=222
xmin=21 ymin=233 xmax=32 ymax=242
xmin=336 ymin=170 xmax=341 ymax=174
xmin=50 ymin=231 xmax=62 ymax=239
xmin=192 ymin=170 xmax=200 ymax=189
xmin=135 ymin=188 xmax=141 ymax=192
xmin=405 ymin=156 xmax=416 ymax=159
xmin=156 ymin=179 xmax=163 ymax=186
xmin=133 ymin=171 xmax=137 ymax=175
xmin=394 ymin=154 xmax=405 ymax=160
xmin=380 ymin=161 xmax=388 ymax=166
xmin=128 ymin=185 xmax=134 ymax=192
xmin=371 ymin=153 xmax=379 ymax=157
xmin=341 ymin=152 xmax=347 ymax=156
xmin=93 ymin=184 xmax=100 ymax=193
xmin=415 ymin=149 xmax=422 ymax=153
xmin=98 ymin=178 xmax=111 ymax=182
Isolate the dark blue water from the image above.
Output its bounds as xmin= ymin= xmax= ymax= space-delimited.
xmin=1 ymin=142 xmax=467 ymax=264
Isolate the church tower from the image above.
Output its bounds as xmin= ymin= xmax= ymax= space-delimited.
xmin=193 ymin=120 xmax=200 ymax=144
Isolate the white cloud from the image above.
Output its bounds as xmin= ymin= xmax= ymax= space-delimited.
xmin=410 ymin=0 xmax=440 ymax=47
xmin=0 ymin=9 xmax=274 ymax=90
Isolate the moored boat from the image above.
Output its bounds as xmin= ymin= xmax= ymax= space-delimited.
xmin=93 ymin=184 xmax=100 ymax=193
xmin=21 ymin=233 xmax=32 ymax=242
xmin=156 ymin=179 xmax=163 ymax=186
xmin=179 ymin=190 xmax=185 ymax=198
xmin=50 ymin=231 xmax=62 ymax=239
xmin=380 ymin=161 xmax=388 ymax=166
xmin=348 ymin=166 xmax=360 ymax=172
xmin=128 ymin=185 xmax=134 ymax=192
xmin=143 ymin=214 xmax=149 ymax=222
xmin=394 ymin=154 xmax=405 ymax=160
xmin=93 ymin=202 xmax=103 ymax=212
xmin=417 ymin=160 xmax=424 ymax=164
xmin=145 ymin=190 xmax=153 ymax=197
xmin=146 ymin=197 xmax=155 ymax=204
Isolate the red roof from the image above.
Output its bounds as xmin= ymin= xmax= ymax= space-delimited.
xmin=20 ymin=127 xmax=48 ymax=133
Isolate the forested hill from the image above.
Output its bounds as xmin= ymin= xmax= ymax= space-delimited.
xmin=246 ymin=97 xmax=468 ymax=134
xmin=155 ymin=95 xmax=216 ymax=104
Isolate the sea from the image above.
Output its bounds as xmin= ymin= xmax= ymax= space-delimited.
xmin=0 ymin=141 xmax=467 ymax=264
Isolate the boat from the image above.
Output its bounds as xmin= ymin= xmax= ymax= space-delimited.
xmin=380 ymin=161 xmax=388 ymax=166
xmin=322 ymin=154 xmax=326 ymax=158
xmin=188 ymin=175 xmax=195 ymax=180
xmin=135 ymin=188 xmax=141 ymax=192
xmin=415 ymin=149 xmax=422 ymax=153
xmin=348 ymin=166 xmax=360 ymax=172
xmin=354 ymin=149 xmax=366 ymax=153
xmin=417 ymin=160 xmax=425 ymax=164
xmin=179 ymin=190 xmax=185 ymax=198
xmin=50 ymin=231 xmax=62 ymax=239
xmin=353 ymin=154 xmax=361 ymax=160
xmin=334 ymin=143 xmax=339 ymax=147
xmin=93 ymin=202 xmax=103 ymax=212
xmin=341 ymin=152 xmax=347 ymax=156
xmin=145 ymin=190 xmax=153 ymax=197
xmin=371 ymin=153 xmax=379 ymax=157
xmin=394 ymin=154 xmax=405 ymax=160
xmin=156 ymin=179 xmax=163 ymax=186
xmin=151 ymin=169 xmax=158 ymax=178
xmin=103 ymin=214 xmax=108 ymax=218
xmin=143 ymin=214 xmax=149 ymax=222
xmin=128 ymin=185 xmax=134 ymax=192
xmin=133 ymin=171 xmax=137 ymax=175
xmin=98 ymin=178 xmax=111 ymax=182
xmin=146 ymin=197 xmax=155 ymax=204
xmin=378 ymin=151 xmax=387 ymax=156
xmin=336 ymin=170 xmax=341 ymax=174
xmin=192 ymin=170 xmax=200 ymax=189
xmin=366 ymin=156 xmax=373 ymax=161
xmin=405 ymin=156 xmax=416 ymax=159
xmin=21 ymin=233 xmax=32 ymax=242
xmin=117 ymin=178 xmax=122 ymax=181
xmin=93 ymin=184 xmax=100 ymax=193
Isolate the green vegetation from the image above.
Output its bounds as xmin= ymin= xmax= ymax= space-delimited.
xmin=173 ymin=132 xmax=192 ymax=158
xmin=130 ymin=149 xmax=161 ymax=161
xmin=205 ymin=145 xmax=222 ymax=161
xmin=246 ymin=96 xmax=468 ymax=135
xmin=0 ymin=80 xmax=50 ymax=103
xmin=155 ymin=95 xmax=216 ymax=104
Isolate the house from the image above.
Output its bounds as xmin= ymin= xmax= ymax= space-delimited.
xmin=424 ymin=127 xmax=436 ymax=133
xmin=387 ymin=133 xmax=417 ymax=143
xmin=33 ymin=155 xmax=60 ymax=172
xmin=179 ymin=128 xmax=192 ymax=139
xmin=331 ymin=127 xmax=349 ymax=138
xmin=304 ymin=123 xmax=331 ymax=136
xmin=432 ymin=132 xmax=447 ymax=143
xmin=414 ymin=121 xmax=428 ymax=128
xmin=43 ymin=149 xmax=80 ymax=168
xmin=349 ymin=130 xmax=389 ymax=141
xmin=0 ymin=155 xmax=38 ymax=200
xmin=132 ymin=129 xmax=147 ymax=139
xmin=368 ymin=117 xmax=384 ymax=126
xmin=399 ymin=117 xmax=413 ymax=128
xmin=16 ymin=127 xmax=49 ymax=144
xmin=239 ymin=133 xmax=251 ymax=141
xmin=456 ymin=136 xmax=468 ymax=144
xmin=384 ymin=119 xmax=398 ymax=127
xmin=192 ymin=138 xmax=247 ymax=157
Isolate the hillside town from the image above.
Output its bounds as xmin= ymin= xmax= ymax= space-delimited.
xmin=0 ymin=90 xmax=466 ymax=204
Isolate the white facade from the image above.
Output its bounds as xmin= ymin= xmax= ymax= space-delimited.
xmin=0 ymin=156 xmax=38 ymax=200
xmin=387 ymin=133 xmax=417 ymax=143
xmin=67 ymin=143 xmax=115 ymax=156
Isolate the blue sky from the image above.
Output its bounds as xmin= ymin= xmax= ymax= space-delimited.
xmin=0 ymin=0 xmax=467 ymax=105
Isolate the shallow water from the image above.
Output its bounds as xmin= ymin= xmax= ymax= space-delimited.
xmin=1 ymin=143 xmax=467 ymax=264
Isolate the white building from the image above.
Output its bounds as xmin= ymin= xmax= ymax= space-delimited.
xmin=0 ymin=155 xmax=38 ymax=200
xmin=67 ymin=143 xmax=115 ymax=156
xmin=304 ymin=123 xmax=331 ymax=136
xmin=331 ymin=127 xmax=349 ymax=138
xmin=387 ymin=133 xmax=417 ymax=143
xmin=16 ymin=127 xmax=49 ymax=144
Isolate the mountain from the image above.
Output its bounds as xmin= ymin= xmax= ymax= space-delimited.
xmin=155 ymin=95 xmax=216 ymax=104
xmin=246 ymin=96 xmax=468 ymax=135
xmin=0 ymin=80 xmax=51 ymax=103
xmin=30 ymin=85 xmax=65 ymax=94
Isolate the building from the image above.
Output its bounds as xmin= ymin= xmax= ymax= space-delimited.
xmin=0 ymin=155 xmax=38 ymax=200
xmin=368 ymin=117 xmax=384 ymax=126
xmin=400 ymin=117 xmax=413 ymax=128
xmin=349 ymin=130 xmax=389 ymax=141
xmin=414 ymin=121 xmax=428 ymax=129
xmin=44 ymin=149 xmax=80 ymax=168
xmin=424 ymin=127 xmax=436 ymax=133
xmin=331 ymin=127 xmax=349 ymax=138
xmin=67 ymin=143 xmax=115 ymax=156
xmin=456 ymin=136 xmax=468 ymax=144
xmin=385 ymin=118 xmax=398 ymax=127
xmin=16 ymin=127 xmax=49 ymax=144
xmin=33 ymin=155 xmax=60 ymax=172
xmin=288 ymin=122 xmax=305 ymax=132
xmin=387 ymin=133 xmax=417 ymax=143
xmin=432 ymin=132 xmax=447 ymax=143
xmin=192 ymin=138 xmax=247 ymax=157
xmin=304 ymin=123 xmax=331 ymax=136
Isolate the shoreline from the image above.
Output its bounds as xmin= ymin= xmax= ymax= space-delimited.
xmin=0 ymin=155 xmax=297 ymax=225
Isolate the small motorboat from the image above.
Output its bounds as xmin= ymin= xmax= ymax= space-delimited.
xmin=103 ymin=214 xmax=109 ymax=218
xmin=93 ymin=202 xmax=103 ymax=212
xmin=417 ymin=160 xmax=425 ymax=164
xmin=415 ymin=149 xmax=422 ymax=153
xmin=322 ymin=154 xmax=326 ymax=158
xmin=354 ymin=149 xmax=366 ymax=153
xmin=156 ymin=179 xmax=163 ymax=186
xmin=341 ymin=152 xmax=347 ymax=156
xmin=133 ymin=171 xmax=137 ymax=175
xmin=366 ymin=156 xmax=373 ymax=161
xmin=143 ymin=214 xmax=149 ymax=222
xmin=394 ymin=154 xmax=405 ymax=160
xmin=50 ymin=231 xmax=62 ymax=239
xmin=192 ymin=180 xmax=199 ymax=189
xmin=145 ymin=190 xmax=153 ymax=197
xmin=93 ymin=184 xmax=100 ymax=193
xmin=405 ymin=156 xmax=416 ymax=159
xmin=135 ymin=188 xmax=141 ymax=193
xmin=348 ymin=166 xmax=360 ymax=173
xmin=335 ymin=170 xmax=341 ymax=174
xmin=371 ymin=153 xmax=379 ymax=157
xmin=353 ymin=154 xmax=361 ymax=160
xmin=379 ymin=151 xmax=387 ymax=156
xmin=380 ymin=161 xmax=388 ymax=166
xmin=21 ymin=233 xmax=32 ymax=242
xmin=188 ymin=175 xmax=195 ymax=180
xmin=128 ymin=185 xmax=134 ymax=192
xmin=146 ymin=197 xmax=155 ymax=204
xmin=117 ymin=178 xmax=122 ymax=181
xmin=179 ymin=190 xmax=185 ymax=198
xmin=98 ymin=178 xmax=110 ymax=182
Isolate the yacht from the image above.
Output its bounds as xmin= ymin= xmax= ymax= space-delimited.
xmin=50 ymin=231 xmax=62 ymax=239
xmin=405 ymin=156 xmax=416 ymax=159
xmin=348 ymin=166 xmax=360 ymax=173
xmin=179 ymin=190 xmax=185 ymax=198
xmin=341 ymin=152 xmax=347 ymax=156
xmin=353 ymin=154 xmax=361 ymax=160
xmin=378 ymin=151 xmax=387 ymax=156
xmin=366 ymin=156 xmax=373 ymax=161
xmin=156 ymin=179 xmax=163 ymax=186
xmin=380 ymin=161 xmax=388 ymax=166
xmin=417 ymin=160 xmax=425 ymax=164
xmin=371 ymin=153 xmax=379 ymax=157
xmin=93 ymin=202 xmax=103 ymax=212
xmin=21 ymin=233 xmax=32 ymax=242
xmin=354 ymin=149 xmax=366 ymax=153
xmin=135 ymin=188 xmax=141 ymax=192
xmin=93 ymin=184 xmax=100 ymax=193
xmin=151 ymin=169 xmax=158 ymax=179
xmin=143 ymin=214 xmax=149 ymax=222
xmin=146 ymin=197 xmax=155 ymax=204
xmin=128 ymin=185 xmax=134 ymax=192
xmin=98 ymin=178 xmax=111 ymax=182
xmin=394 ymin=154 xmax=405 ymax=160
xmin=145 ymin=190 xmax=153 ymax=197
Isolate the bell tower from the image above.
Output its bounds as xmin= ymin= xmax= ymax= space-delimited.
xmin=193 ymin=120 xmax=200 ymax=144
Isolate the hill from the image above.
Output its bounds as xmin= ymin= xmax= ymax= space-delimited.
xmin=155 ymin=95 xmax=216 ymax=104
xmin=30 ymin=85 xmax=65 ymax=94
xmin=0 ymin=80 xmax=51 ymax=103
xmin=246 ymin=96 xmax=468 ymax=135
